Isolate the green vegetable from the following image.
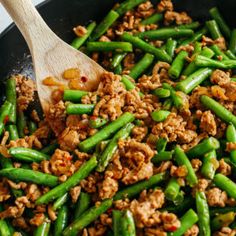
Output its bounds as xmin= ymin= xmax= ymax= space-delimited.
xmin=54 ymin=205 xmax=69 ymax=236
xmin=41 ymin=142 xmax=59 ymax=155
xmin=111 ymin=53 xmax=127 ymax=68
xmin=210 ymin=44 xmax=229 ymax=60
xmin=28 ymin=121 xmax=37 ymax=134
xmin=87 ymin=42 xmax=133 ymax=52
xmin=34 ymin=220 xmax=51 ymax=236
xmin=152 ymin=151 xmax=173 ymax=164
xmin=120 ymin=210 xmax=136 ymax=236
xmin=112 ymin=210 xmax=122 ymax=236
xmin=180 ymin=27 xmax=208 ymax=45
xmin=164 ymin=178 xmax=180 ymax=201
xmin=141 ymin=13 xmax=163 ymax=25
xmin=226 ymin=123 xmax=236 ymax=164
xmin=211 ymin=212 xmax=235 ymax=231
xmin=165 ymin=38 xmax=177 ymax=58
xmin=89 ymin=117 xmax=108 ymax=129
xmin=153 ymin=88 xmax=170 ymax=98
xmin=66 ymin=103 xmax=95 ymax=115
xmin=115 ymin=0 xmax=147 ymax=15
xmin=151 ymin=110 xmax=170 ymax=122
xmin=156 ymin=137 xmax=168 ymax=152
xmin=201 ymin=150 xmax=218 ymax=179
xmin=74 ymin=192 xmax=91 ymax=219
xmin=229 ymin=29 xmax=236 ymax=54
xmin=6 ymin=125 xmax=19 ymax=141
xmin=121 ymin=76 xmax=136 ymax=91
xmin=63 ymin=90 xmax=88 ymax=102
xmin=17 ymin=110 xmax=27 ymax=138
xmin=52 ymin=193 xmax=69 ymax=211
xmin=206 ymin=20 xmax=222 ymax=39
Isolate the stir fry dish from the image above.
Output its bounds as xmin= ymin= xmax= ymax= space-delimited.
xmin=0 ymin=0 xmax=236 ymax=235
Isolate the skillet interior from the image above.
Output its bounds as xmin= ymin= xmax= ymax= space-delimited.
xmin=0 ymin=0 xmax=234 ymax=103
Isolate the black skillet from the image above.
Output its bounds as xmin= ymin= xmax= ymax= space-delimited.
xmin=0 ymin=0 xmax=234 ymax=103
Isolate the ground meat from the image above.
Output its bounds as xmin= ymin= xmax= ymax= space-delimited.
xmin=184 ymin=224 xmax=199 ymax=236
xmin=80 ymin=174 xmax=98 ymax=193
xmin=157 ymin=0 xmax=173 ymax=12
xmin=49 ymin=149 xmax=75 ymax=177
xmin=25 ymin=184 xmax=42 ymax=202
xmin=211 ymin=70 xmax=231 ymax=86
xmin=207 ymin=187 xmax=228 ymax=207
xmin=175 ymin=44 xmax=194 ymax=54
xmin=189 ymin=86 xmax=211 ymax=109
xmin=29 ymin=213 xmax=46 ymax=226
xmin=170 ymin=165 xmax=188 ymax=177
xmin=0 ymin=181 xmax=11 ymax=202
xmin=155 ymin=161 xmax=172 ymax=174
xmin=58 ymin=128 xmax=80 ymax=151
xmin=0 ymin=205 xmax=25 ymax=219
xmin=132 ymin=126 xmax=148 ymax=142
xmin=218 ymin=159 xmax=231 ymax=176
xmin=136 ymin=1 xmax=155 ymax=18
xmin=164 ymin=11 xmax=192 ymax=25
xmin=48 ymin=204 xmax=57 ymax=221
xmin=12 ymin=217 xmax=29 ymax=231
xmin=73 ymin=25 xmax=87 ymax=37
xmin=214 ymin=227 xmax=236 ymax=236
xmin=145 ymin=228 xmax=167 ymax=236
xmin=223 ymin=82 xmax=236 ymax=102
xmin=15 ymin=75 xmax=36 ymax=111
xmin=161 ymin=212 xmax=181 ymax=232
xmin=192 ymin=179 xmax=209 ymax=196
xmin=191 ymin=159 xmax=202 ymax=172
xmin=70 ymin=186 xmax=81 ymax=203
xmin=200 ymin=110 xmax=217 ymax=136
xmin=8 ymin=135 xmax=42 ymax=149
xmin=202 ymin=36 xmax=226 ymax=50
xmin=98 ymin=171 xmax=118 ymax=200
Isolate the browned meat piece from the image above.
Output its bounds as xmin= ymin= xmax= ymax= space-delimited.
xmin=164 ymin=11 xmax=192 ymax=25
xmin=207 ymin=187 xmax=228 ymax=207
xmin=200 ymin=110 xmax=217 ymax=136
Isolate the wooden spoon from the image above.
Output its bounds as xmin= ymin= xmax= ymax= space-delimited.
xmin=1 ymin=0 xmax=104 ymax=133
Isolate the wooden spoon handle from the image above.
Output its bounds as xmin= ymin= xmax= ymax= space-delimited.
xmin=0 ymin=0 xmax=55 ymax=53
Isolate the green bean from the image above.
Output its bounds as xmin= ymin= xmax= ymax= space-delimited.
xmin=183 ymin=47 xmax=215 ymax=76
xmin=0 ymin=168 xmax=58 ymax=187
xmin=71 ymin=22 xmax=96 ymax=49
xmin=74 ymin=192 xmax=91 ymax=219
xmin=174 ymin=146 xmax=198 ymax=186
xmin=151 ymin=110 xmax=170 ymax=122
xmin=9 ymin=147 xmax=50 ymax=163
xmin=90 ymin=10 xmax=119 ymax=41
xmin=63 ymin=90 xmax=88 ymax=102
xmin=180 ymin=27 xmax=208 ymax=45
xmin=0 ymin=154 xmax=12 ymax=169
xmin=136 ymin=28 xmax=194 ymax=40
xmin=174 ymin=21 xmax=201 ymax=30
xmin=164 ymin=178 xmax=180 ymax=201
xmin=114 ymin=64 xmax=123 ymax=74
xmin=225 ymin=50 xmax=236 ymax=59
xmin=196 ymin=191 xmax=211 ymax=236
xmin=66 ymin=103 xmax=95 ymax=115
xmin=173 ymin=190 xmax=185 ymax=206
xmin=153 ymin=88 xmax=170 ymax=98
xmin=6 ymin=221 xmax=15 ymax=236
xmin=187 ymin=137 xmax=220 ymax=159
xmin=206 ymin=20 xmax=222 ymax=39
xmin=231 ymin=77 xmax=236 ymax=82
xmin=63 ymin=199 xmax=112 ymax=236
xmin=209 ymin=7 xmax=231 ymax=38
xmin=5 ymin=77 xmax=16 ymax=124
xmin=52 ymin=193 xmax=69 ymax=211
xmin=54 ymin=205 xmax=69 ymax=236
xmin=121 ymin=32 xmax=171 ymax=62
xmin=0 ymin=205 xmax=11 ymax=236
xmin=114 ymin=172 xmax=166 ymax=200
xmin=28 ymin=121 xmax=37 ymax=134
xmin=36 ymin=156 xmax=97 ymax=205
xmin=201 ymin=150 xmax=218 ymax=179
xmin=193 ymin=41 xmax=202 ymax=54
xmin=34 ymin=220 xmax=51 ymax=236
xmin=176 ymin=68 xmax=212 ymax=94
xmin=200 ymin=95 xmax=236 ymax=127
xmin=152 ymin=151 xmax=173 ymax=164
xmin=141 ymin=13 xmax=163 ymax=25
xmin=121 ymin=75 xmax=136 ymax=91
xmin=213 ymin=174 xmax=236 ymax=199
xmin=87 ymin=42 xmax=133 ymax=52
xmin=0 ymin=123 xmax=4 ymax=136
xmin=111 ymin=53 xmax=127 ymax=68
xmin=79 ymin=112 xmax=135 ymax=152
xmin=210 ymin=44 xmax=229 ymax=60
xmin=156 ymin=137 xmax=168 ymax=152
xmin=41 ymin=142 xmax=59 ymax=155
xmin=120 ymin=210 xmax=136 ymax=236
xmin=211 ymin=212 xmax=235 ymax=231
xmin=89 ymin=117 xmax=108 ymax=129
xmin=115 ymin=0 xmax=147 ymax=15
xmin=168 ymin=50 xmax=188 ymax=79
xmin=129 ymin=53 xmax=154 ymax=80
xmin=112 ymin=210 xmax=122 ymax=236
xmin=229 ymin=29 xmax=236 ymax=55
xmin=97 ymin=123 xmax=134 ymax=172
xmin=171 ymin=209 xmax=198 ymax=236
xmin=17 ymin=110 xmax=27 ymax=138
xmin=165 ymin=38 xmax=177 ymax=58
xmin=210 ymin=206 xmax=236 ymax=216
xmin=162 ymin=98 xmax=173 ymax=110
xmin=6 ymin=125 xmax=19 ymax=141
xmin=0 ymin=100 xmax=12 ymax=124
xmin=226 ymin=124 xmax=236 ymax=164
xmin=162 ymin=83 xmax=183 ymax=108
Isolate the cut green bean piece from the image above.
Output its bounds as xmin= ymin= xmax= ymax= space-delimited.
xmin=97 ymin=123 xmax=134 ymax=172
xmin=17 ymin=110 xmax=27 ymax=138
xmin=151 ymin=110 xmax=170 ymax=122
xmin=89 ymin=117 xmax=108 ymax=129
xmin=63 ymin=90 xmax=88 ymax=102
xmin=114 ymin=173 xmax=166 ymax=200
xmin=229 ymin=29 xmax=236 ymax=54
xmin=187 ymin=137 xmax=220 ymax=159
xmin=225 ymin=50 xmax=236 ymax=60
xmin=6 ymin=125 xmax=19 ymax=141
xmin=87 ymin=42 xmax=133 ymax=52
xmin=121 ymin=75 xmax=136 ymax=91
xmin=115 ymin=0 xmax=147 ymax=15
xmin=66 ymin=103 xmax=95 ymax=115
xmin=79 ymin=112 xmax=135 ymax=152
xmin=0 ymin=168 xmax=58 ymax=187
xmin=174 ymin=21 xmax=200 ymax=30
xmin=226 ymin=124 xmax=236 ymax=164
xmin=90 ymin=10 xmax=119 ymax=41
xmin=63 ymin=199 xmax=112 ymax=236
xmin=28 ymin=121 xmax=37 ymax=134
xmin=176 ymin=68 xmax=212 ymax=94
xmin=206 ymin=20 xmax=222 ymax=39
xmin=74 ymin=192 xmax=91 ymax=219
xmin=121 ymin=32 xmax=171 ymax=62
xmin=111 ymin=53 xmax=127 ymax=68
xmin=214 ymin=174 xmax=236 ymax=199
xmin=52 ymin=193 xmax=69 ymax=211
xmin=211 ymin=212 xmax=235 ymax=231
xmin=164 ymin=178 xmax=180 ymax=201
xmin=171 ymin=209 xmax=198 ymax=236
xmin=209 ymin=7 xmax=231 ymax=38
xmin=71 ymin=22 xmax=96 ymax=49
xmin=152 ymin=151 xmax=173 ymax=164
xmin=6 ymin=77 xmax=16 ymax=124
xmin=162 ymin=98 xmax=173 ymax=110
xmin=120 ymin=210 xmax=136 ymax=236
xmin=156 ymin=137 xmax=168 ymax=152
xmin=54 ymin=205 xmax=69 ymax=236
xmin=168 ymin=50 xmax=188 ymax=79
xmin=174 ymin=146 xmax=198 ymax=186
xmin=0 ymin=205 xmax=11 ymax=236
xmin=112 ymin=210 xmax=122 ymax=236
xmin=180 ymin=27 xmax=208 ymax=45
xmin=129 ymin=53 xmax=154 ymax=80
xmin=201 ymin=150 xmax=218 ymax=180
xmin=141 ymin=13 xmax=163 ymax=25
xmin=34 ymin=220 xmax=51 ymax=236
xmin=210 ymin=44 xmax=229 ymax=60
xmin=0 ymin=100 xmax=12 ymax=124
xmin=36 ymin=156 xmax=97 ymax=205
xmin=196 ymin=191 xmax=211 ymax=236
xmin=193 ymin=41 xmax=202 ymax=54
xmin=153 ymin=88 xmax=170 ymax=98
xmin=114 ymin=64 xmax=123 ymax=75
xmin=165 ymin=38 xmax=177 ymax=58
xmin=136 ymin=28 xmax=194 ymax=40
xmin=200 ymin=95 xmax=236 ymax=127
